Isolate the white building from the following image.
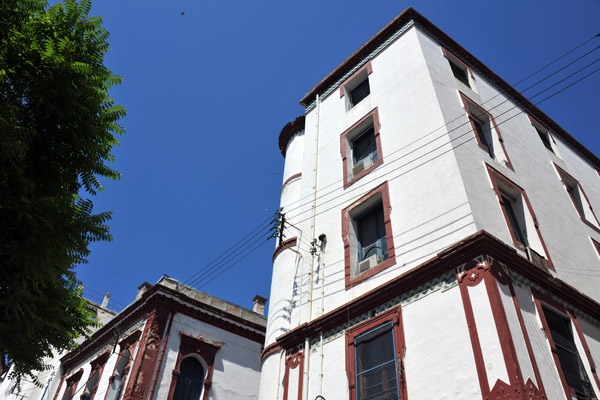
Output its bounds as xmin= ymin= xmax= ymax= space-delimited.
xmin=1 ymin=276 xmax=267 ymax=400
xmin=260 ymin=7 xmax=600 ymax=400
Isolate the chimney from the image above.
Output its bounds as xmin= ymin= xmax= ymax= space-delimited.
xmin=101 ymin=292 xmax=111 ymax=309
xmin=136 ymin=282 xmax=152 ymax=300
xmin=252 ymin=295 xmax=267 ymax=315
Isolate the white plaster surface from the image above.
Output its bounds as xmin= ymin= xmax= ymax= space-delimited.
xmin=468 ymin=281 xmax=509 ymax=388
xmin=153 ymin=312 xmax=262 ymax=400
xmin=403 ymin=285 xmax=482 ymax=399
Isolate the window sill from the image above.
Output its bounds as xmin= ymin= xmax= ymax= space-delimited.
xmin=344 ymin=158 xmax=383 ymax=189
xmin=345 ymin=255 xmax=396 ymax=290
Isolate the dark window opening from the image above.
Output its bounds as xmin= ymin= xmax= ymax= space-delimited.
xmin=174 ymin=358 xmax=205 ymax=400
xmin=536 ymin=127 xmax=554 ymax=152
xmin=450 ymin=60 xmax=470 ymax=87
xmin=542 ymin=306 xmax=595 ymax=398
xmin=471 ymin=115 xmax=494 ymax=158
xmin=501 ymin=194 xmax=527 ymax=246
xmin=356 ymin=204 xmax=388 ymax=266
xmin=350 ymin=79 xmax=370 ymax=107
xmin=355 ymin=323 xmax=399 ymax=400
xmin=352 ymin=127 xmax=378 ymax=168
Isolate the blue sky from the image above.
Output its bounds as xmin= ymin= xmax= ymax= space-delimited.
xmin=79 ymin=0 xmax=600 ymax=313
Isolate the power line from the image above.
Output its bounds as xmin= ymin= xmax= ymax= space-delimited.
xmin=277 ymin=35 xmax=600 ymax=217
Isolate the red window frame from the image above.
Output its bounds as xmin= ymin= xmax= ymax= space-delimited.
xmin=592 ymin=238 xmax=600 ymax=258
xmin=485 ymin=164 xmax=554 ymax=268
xmin=340 ymin=61 xmax=373 ymax=99
xmin=441 ymin=47 xmax=474 ymax=87
xmin=345 ymin=307 xmax=406 ymax=400
xmin=103 ymin=330 xmax=140 ymax=400
xmin=533 ymin=292 xmax=600 ymax=398
xmin=342 ymin=181 xmax=396 ymax=289
xmin=167 ymin=332 xmax=221 ymax=400
xmin=527 ymin=114 xmax=557 ymax=153
xmin=554 ymin=163 xmax=600 ymax=233
xmin=282 ymin=350 xmax=304 ymax=400
xmin=340 ymin=107 xmax=384 ymax=188
xmin=460 ymin=92 xmax=513 ymax=169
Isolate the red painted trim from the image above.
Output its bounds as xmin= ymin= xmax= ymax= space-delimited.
xmin=148 ymin=311 xmax=175 ymax=400
xmin=276 ymin=231 xmax=600 ymax=351
xmin=339 ymin=61 xmax=373 ymax=98
xmin=279 ymin=116 xmax=305 ymax=157
xmin=102 ymin=331 xmax=141 ymax=400
xmin=342 ymin=181 xmax=396 ymax=289
xmin=281 ymin=173 xmax=302 ymax=194
xmin=282 ymin=350 xmax=304 ymax=400
xmin=273 ymin=237 xmax=298 ymax=263
xmin=458 ymin=266 xmax=490 ymax=397
xmin=460 ymin=92 xmax=514 ymax=170
xmin=592 ymin=238 xmax=600 ymax=258
xmin=340 ymin=107 xmax=383 ymax=188
xmin=52 ymin=375 xmax=66 ymax=400
xmin=507 ymin=280 xmax=547 ymax=398
xmin=527 ymin=114 xmax=557 ymax=145
xmin=55 ymin=368 xmax=83 ymax=400
xmin=441 ymin=46 xmax=475 ymax=79
xmin=532 ymin=296 xmax=575 ymax=398
xmin=124 ymin=306 xmax=171 ymax=400
xmin=485 ymin=163 xmax=554 ymax=269
xmin=554 ymin=163 xmax=600 ymax=232
xmin=166 ymin=332 xmax=221 ymax=400
xmin=86 ymin=352 xmax=110 ymax=400
xmin=345 ymin=306 xmax=406 ymax=400
xmin=484 ymin=269 xmax=525 ymax=394
xmin=571 ymin=314 xmax=600 ymax=391
xmin=261 ymin=342 xmax=283 ymax=362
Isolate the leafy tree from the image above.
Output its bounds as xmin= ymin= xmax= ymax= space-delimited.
xmin=0 ymin=0 xmax=125 ymax=382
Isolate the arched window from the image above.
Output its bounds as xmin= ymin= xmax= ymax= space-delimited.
xmin=173 ymin=357 xmax=205 ymax=400
xmin=80 ymin=371 xmax=99 ymax=400
xmin=105 ymin=349 xmax=131 ymax=400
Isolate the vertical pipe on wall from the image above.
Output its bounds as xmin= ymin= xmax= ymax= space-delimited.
xmin=303 ymin=93 xmax=321 ymax=400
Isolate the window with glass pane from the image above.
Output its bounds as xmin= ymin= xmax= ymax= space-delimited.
xmin=542 ymin=306 xmax=595 ymax=398
xmin=355 ymin=323 xmax=398 ymax=400
xmin=357 ymin=205 xmax=388 ymax=263
xmin=173 ymin=358 xmax=205 ymax=400
xmin=535 ymin=127 xmax=553 ymax=152
xmin=352 ymin=127 xmax=378 ymax=167
xmin=350 ymin=79 xmax=370 ymax=107
xmin=470 ymin=115 xmax=494 ymax=158
xmin=449 ymin=60 xmax=470 ymax=87
xmin=500 ymin=194 xmax=527 ymax=246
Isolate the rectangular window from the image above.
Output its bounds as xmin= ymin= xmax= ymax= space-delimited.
xmin=500 ymin=193 xmax=527 ymax=247
xmin=340 ymin=108 xmax=383 ymax=188
xmin=555 ymin=164 xmax=600 ymax=230
xmin=528 ymin=114 xmax=559 ymax=155
xmin=461 ymin=93 xmax=512 ymax=168
xmin=541 ymin=306 xmax=596 ymax=398
xmin=350 ymin=78 xmax=370 ymax=107
xmin=442 ymin=47 xmax=473 ymax=88
xmin=486 ymin=164 xmax=553 ymax=269
xmin=342 ymin=181 xmax=396 ymax=288
xmin=356 ymin=204 xmax=388 ymax=273
xmin=346 ymin=308 xmax=405 ymax=400
xmin=355 ymin=323 xmax=398 ymax=400
xmin=341 ymin=62 xmax=372 ymax=111
xmin=535 ymin=126 xmax=554 ymax=152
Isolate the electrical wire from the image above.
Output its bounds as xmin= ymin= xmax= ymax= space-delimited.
xmin=278 ymin=38 xmax=600 ymax=217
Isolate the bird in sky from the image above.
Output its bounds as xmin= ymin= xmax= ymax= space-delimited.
xmin=180 ymin=11 xmax=185 ymax=16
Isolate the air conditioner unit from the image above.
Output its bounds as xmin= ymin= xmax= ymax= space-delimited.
xmin=358 ymin=254 xmax=381 ymax=274
xmin=526 ymin=247 xmax=549 ymax=271
xmin=352 ymin=161 xmax=365 ymax=176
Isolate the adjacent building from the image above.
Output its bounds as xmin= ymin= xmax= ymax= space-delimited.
xmin=1 ymin=276 xmax=267 ymax=400
xmin=261 ymin=7 xmax=600 ymax=400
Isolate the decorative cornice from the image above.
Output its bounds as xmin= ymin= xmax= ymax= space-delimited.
xmin=299 ymin=7 xmax=600 ymax=170
xmin=278 ymin=116 xmax=305 ymax=157
xmin=276 ymin=230 xmax=600 ymax=350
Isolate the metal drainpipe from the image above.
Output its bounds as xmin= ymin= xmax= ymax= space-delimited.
xmin=303 ymin=93 xmax=321 ymax=400
xmin=147 ymin=311 xmax=175 ymax=400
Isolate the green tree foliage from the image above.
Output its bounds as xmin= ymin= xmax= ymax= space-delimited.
xmin=0 ymin=0 xmax=125 ymax=382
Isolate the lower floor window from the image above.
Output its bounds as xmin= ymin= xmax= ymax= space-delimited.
xmin=173 ymin=357 xmax=205 ymax=400
xmin=355 ymin=323 xmax=398 ymax=400
xmin=346 ymin=307 xmax=405 ymax=400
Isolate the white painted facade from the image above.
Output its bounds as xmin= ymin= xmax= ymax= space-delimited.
xmin=261 ymin=8 xmax=600 ymax=400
